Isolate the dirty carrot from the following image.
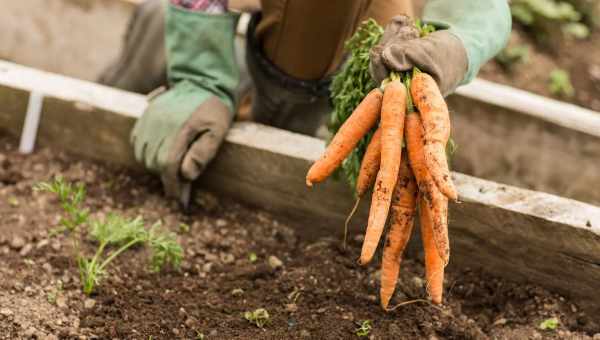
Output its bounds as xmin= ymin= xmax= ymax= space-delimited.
xmin=343 ymin=128 xmax=383 ymax=248
xmin=360 ymin=80 xmax=406 ymax=265
xmin=419 ymin=196 xmax=445 ymax=305
xmin=380 ymin=159 xmax=417 ymax=310
xmin=405 ymin=112 xmax=450 ymax=264
xmin=356 ymin=128 xmax=382 ymax=197
xmin=306 ymin=89 xmax=383 ymax=187
xmin=410 ymin=73 xmax=457 ymax=201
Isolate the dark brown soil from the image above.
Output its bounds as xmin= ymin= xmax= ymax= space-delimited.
xmin=0 ymin=131 xmax=598 ymax=340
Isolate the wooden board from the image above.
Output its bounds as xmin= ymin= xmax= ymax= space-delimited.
xmin=1 ymin=61 xmax=600 ymax=314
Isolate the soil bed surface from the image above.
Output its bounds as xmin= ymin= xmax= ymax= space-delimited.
xmin=0 ymin=132 xmax=598 ymax=339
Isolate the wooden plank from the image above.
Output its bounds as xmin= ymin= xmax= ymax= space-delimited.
xmin=456 ymin=78 xmax=600 ymax=139
xmin=1 ymin=62 xmax=600 ymax=314
xmin=447 ymin=95 xmax=600 ymax=205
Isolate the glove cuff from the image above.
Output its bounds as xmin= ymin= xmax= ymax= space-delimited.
xmin=166 ymin=3 xmax=240 ymax=111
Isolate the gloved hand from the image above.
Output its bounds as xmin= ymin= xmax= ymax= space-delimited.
xmin=370 ymin=0 xmax=511 ymax=96
xmin=131 ymin=4 xmax=239 ymax=208
xmin=369 ymin=15 xmax=467 ymax=96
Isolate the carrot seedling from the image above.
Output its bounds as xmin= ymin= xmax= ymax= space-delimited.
xmin=244 ymin=308 xmax=270 ymax=328
xmin=35 ymin=177 xmax=183 ymax=295
xmin=354 ymin=320 xmax=372 ymax=337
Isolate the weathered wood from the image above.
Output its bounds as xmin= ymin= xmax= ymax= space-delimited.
xmin=448 ymin=94 xmax=600 ymax=205
xmin=1 ymin=62 xmax=600 ymax=315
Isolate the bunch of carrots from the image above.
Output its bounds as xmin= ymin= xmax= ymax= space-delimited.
xmin=306 ymin=19 xmax=457 ymax=310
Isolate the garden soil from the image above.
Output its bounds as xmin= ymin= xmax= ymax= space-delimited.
xmin=0 ymin=132 xmax=598 ymax=339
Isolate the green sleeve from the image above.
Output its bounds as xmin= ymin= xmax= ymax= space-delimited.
xmin=423 ymin=0 xmax=512 ymax=84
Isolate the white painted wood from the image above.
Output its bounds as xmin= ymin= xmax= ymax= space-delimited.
xmin=0 ymin=60 xmax=146 ymax=117
xmin=18 ymin=91 xmax=44 ymax=154
xmin=456 ymin=78 xmax=600 ymax=138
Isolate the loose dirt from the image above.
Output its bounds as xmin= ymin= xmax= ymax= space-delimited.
xmin=0 ymin=132 xmax=598 ymax=339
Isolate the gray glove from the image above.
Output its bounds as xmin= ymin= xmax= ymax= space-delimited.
xmin=369 ymin=15 xmax=468 ymax=96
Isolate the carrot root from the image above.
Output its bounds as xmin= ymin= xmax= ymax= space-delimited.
xmin=380 ymin=159 xmax=417 ymax=309
xmin=360 ymin=81 xmax=407 ymax=265
xmin=306 ymin=89 xmax=383 ymax=186
xmin=410 ymin=73 xmax=457 ymax=201
xmin=420 ymin=196 xmax=445 ymax=305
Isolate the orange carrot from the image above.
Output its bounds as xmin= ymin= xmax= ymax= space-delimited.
xmin=360 ymin=80 xmax=406 ymax=265
xmin=356 ymin=128 xmax=382 ymax=197
xmin=306 ymin=89 xmax=383 ymax=187
xmin=380 ymin=159 xmax=417 ymax=309
xmin=410 ymin=73 xmax=457 ymax=201
xmin=344 ymin=128 xmax=382 ymax=247
xmin=419 ymin=196 xmax=445 ymax=305
xmin=405 ymin=112 xmax=450 ymax=264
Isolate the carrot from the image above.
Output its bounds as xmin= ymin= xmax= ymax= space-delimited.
xmin=380 ymin=159 xmax=417 ymax=309
xmin=360 ymin=80 xmax=406 ymax=265
xmin=356 ymin=128 xmax=382 ymax=197
xmin=405 ymin=112 xmax=450 ymax=264
xmin=410 ymin=73 xmax=457 ymax=201
xmin=419 ymin=196 xmax=445 ymax=305
xmin=306 ymin=89 xmax=383 ymax=187
xmin=343 ymin=128 xmax=382 ymax=248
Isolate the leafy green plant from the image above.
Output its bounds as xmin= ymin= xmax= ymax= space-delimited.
xmin=354 ymin=320 xmax=372 ymax=337
xmin=244 ymin=308 xmax=270 ymax=328
xmin=539 ymin=317 xmax=559 ymax=330
xmin=549 ymin=68 xmax=575 ymax=97
xmin=495 ymin=45 xmax=530 ymax=69
xmin=35 ymin=177 xmax=183 ymax=295
xmin=34 ymin=177 xmax=89 ymax=235
xmin=511 ymin=0 xmax=590 ymax=41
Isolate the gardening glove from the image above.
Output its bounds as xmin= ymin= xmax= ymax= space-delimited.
xmin=131 ymin=4 xmax=240 ymax=208
xmin=370 ymin=0 xmax=511 ymax=96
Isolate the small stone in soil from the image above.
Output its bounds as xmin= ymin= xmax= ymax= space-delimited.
xmin=9 ymin=236 xmax=25 ymax=250
xmin=268 ymin=255 xmax=283 ymax=270
xmin=0 ymin=308 xmax=13 ymax=316
xmin=56 ymin=296 xmax=67 ymax=308
xmin=84 ymin=299 xmax=96 ymax=309
xmin=285 ymin=303 xmax=298 ymax=313
xmin=19 ymin=243 xmax=33 ymax=256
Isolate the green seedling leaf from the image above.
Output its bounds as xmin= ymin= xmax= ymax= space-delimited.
xmin=90 ymin=214 xmax=147 ymax=245
xmin=496 ymin=45 xmax=530 ymax=69
xmin=355 ymin=320 xmax=372 ymax=337
xmin=148 ymin=222 xmax=184 ymax=272
xmin=539 ymin=317 xmax=559 ymax=330
xmin=178 ymin=223 xmax=190 ymax=234
xmin=7 ymin=197 xmax=19 ymax=207
xmin=248 ymin=252 xmax=258 ymax=263
xmin=549 ymin=68 xmax=575 ymax=98
xmin=563 ymin=22 xmax=589 ymax=39
xmin=244 ymin=308 xmax=270 ymax=328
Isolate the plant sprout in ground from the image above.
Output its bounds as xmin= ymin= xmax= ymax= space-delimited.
xmin=35 ymin=177 xmax=183 ymax=295
xmin=539 ymin=317 xmax=559 ymax=330
xmin=244 ymin=308 xmax=270 ymax=328
xmin=549 ymin=68 xmax=575 ymax=98
xmin=495 ymin=45 xmax=530 ymax=69
xmin=354 ymin=320 xmax=372 ymax=337
xmin=510 ymin=0 xmax=590 ymax=41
